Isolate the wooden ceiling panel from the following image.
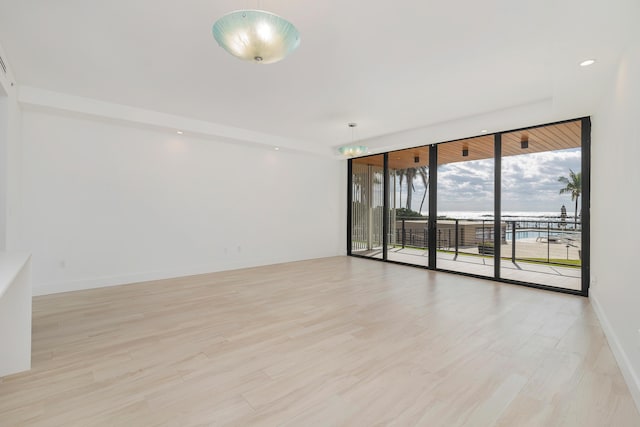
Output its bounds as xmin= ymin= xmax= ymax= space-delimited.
xmin=353 ymin=154 xmax=384 ymax=167
xmin=388 ymin=146 xmax=430 ymax=169
xmin=352 ymin=120 xmax=582 ymax=168
xmin=437 ymin=135 xmax=495 ymax=165
xmin=502 ymin=120 xmax=581 ymax=157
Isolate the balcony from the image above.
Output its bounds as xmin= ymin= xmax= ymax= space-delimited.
xmin=356 ymin=218 xmax=582 ymax=291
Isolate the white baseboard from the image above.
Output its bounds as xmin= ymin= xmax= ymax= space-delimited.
xmin=590 ymin=289 xmax=640 ymax=413
xmin=32 ymin=265 xmax=225 ymax=296
xmin=31 ymin=254 xmax=344 ymax=296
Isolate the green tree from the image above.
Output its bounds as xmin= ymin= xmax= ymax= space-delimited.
xmin=558 ymin=169 xmax=582 ymax=224
xmin=395 ymin=207 xmax=425 ymax=218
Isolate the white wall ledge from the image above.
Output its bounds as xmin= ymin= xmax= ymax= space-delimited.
xmin=0 ymin=252 xmax=32 ymax=377
xmin=0 ymin=252 xmax=30 ymax=298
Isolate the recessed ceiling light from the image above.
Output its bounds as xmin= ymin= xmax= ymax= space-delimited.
xmin=274 ymin=147 xmax=280 ymax=151
xmin=176 ymin=130 xmax=184 ymax=135
xmin=481 ymin=129 xmax=488 ymax=133
xmin=580 ymin=59 xmax=596 ymax=67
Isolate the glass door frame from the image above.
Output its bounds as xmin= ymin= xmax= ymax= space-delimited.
xmin=347 ymin=116 xmax=590 ymax=297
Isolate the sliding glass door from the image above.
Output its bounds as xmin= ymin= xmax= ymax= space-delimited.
xmin=350 ymin=155 xmax=384 ymax=259
xmin=436 ymin=135 xmax=495 ymax=277
xmin=499 ymin=120 xmax=583 ymax=291
xmin=347 ymin=117 xmax=590 ymax=295
xmin=386 ymin=147 xmax=430 ymax=266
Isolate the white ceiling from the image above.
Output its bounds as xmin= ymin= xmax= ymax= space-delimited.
xmin=0 ymin=0 xmax=637 ymax=155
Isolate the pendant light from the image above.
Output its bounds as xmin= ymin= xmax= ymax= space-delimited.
xmin=339 ymin=123 xmax=368 ymax=157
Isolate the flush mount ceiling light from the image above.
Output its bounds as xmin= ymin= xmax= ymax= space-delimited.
xmin=339 ymin=123 xmax=368 ymax=157
xmin=212 ymin=10 xmax=300 ymax=64
xmin=580 ymin=59 xmax=596 ymax=67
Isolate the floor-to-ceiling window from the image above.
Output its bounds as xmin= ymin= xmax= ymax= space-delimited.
xmin=386 ymin=147 xmax=430 ymax=266
xmin=349 ymin=155 xmax=384 ymax=259
xmin=436 ymin=135 xmax=495 ymax=277
xmin=347 ymin=117 xmax=590 ymax=296
xmin=499 ymin=120 xmax=583 ymax=291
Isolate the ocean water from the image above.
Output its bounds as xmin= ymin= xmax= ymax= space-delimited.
xmin=437 ymin=211 xmax=579 ymax=222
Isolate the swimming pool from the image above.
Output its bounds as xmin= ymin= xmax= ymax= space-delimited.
xmin=505 ymin=230 xmax=579 ymax=241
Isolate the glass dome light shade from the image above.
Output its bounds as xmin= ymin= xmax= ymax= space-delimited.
xmin=212 ymin=10 xmax=300 ymax=64
xmin=339 ymin=146 xmax=368 ymax=157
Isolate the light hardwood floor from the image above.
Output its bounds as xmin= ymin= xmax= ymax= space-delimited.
xmin=0 ymin=256 xmax=638 ymax=426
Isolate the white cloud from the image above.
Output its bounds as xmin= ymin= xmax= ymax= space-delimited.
xmin=396 ymin=148 xmax=582 ymax=213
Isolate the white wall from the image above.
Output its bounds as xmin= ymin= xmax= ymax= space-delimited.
xmin=590 ymin=35 xmax=640 ymax=409
xmin=0 ymin=89 xmax=7 ymax=250
xmin=21 ymin=109 xmax=345 ymax=295
xmin=0 ymin=42 xmax=23 ymax=252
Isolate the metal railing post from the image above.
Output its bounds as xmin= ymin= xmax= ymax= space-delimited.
xmin=547 ymin=222 xmax=550 ymax=263
xmin=511 ymin=221 xmax=516 ymax=263
xmin=454 ymin=219 xmax=459 ymax=258
xmin=402 ymin=219 xmax=406 ymax=248
xmin=482 ymin=220 xmax=485 ymax=252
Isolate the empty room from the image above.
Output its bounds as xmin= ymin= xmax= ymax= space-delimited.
xmin=0 ymin=1 xmax=639 ymax=426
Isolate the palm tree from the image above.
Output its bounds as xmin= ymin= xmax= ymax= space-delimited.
xmin=397 ymin=170 xmax=405 ymax=209
xmin=405 ymin=168 xmax=416 ymax=210
xmin=417 ymin=167 xmax=429 ymax=214
xmin=393 ymin=167 xmax=429 ymax=213
xmin=395 ymin=166 xmax=430 ymax=213
xmin=558 ymin=169 xmax=582 ymax=224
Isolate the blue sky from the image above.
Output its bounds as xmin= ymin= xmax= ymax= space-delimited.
xmin=400 ymin=148 xmax=582 ymax=214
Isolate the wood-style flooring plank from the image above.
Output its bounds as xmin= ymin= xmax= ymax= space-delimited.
xmin=0 ymin=256 xmax=638 ymax=426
